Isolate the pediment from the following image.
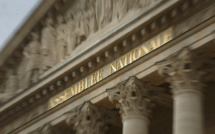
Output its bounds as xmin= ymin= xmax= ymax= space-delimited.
xmin=0 ymin=0 xmax=162 ymax=103
xmin=1 ymin=0 xmax=215 ymax=133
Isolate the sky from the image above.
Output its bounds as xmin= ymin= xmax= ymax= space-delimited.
xmin=0 ymin=0 xmax=41 ymax=51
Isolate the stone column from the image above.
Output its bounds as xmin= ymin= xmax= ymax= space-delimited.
xmin=157 ymin=47 xmax=204 ymax=134
xmin=107 ymin=76 xmax=163 ymax=134
xmin=65 ymin=101 xmax=118 ymax=134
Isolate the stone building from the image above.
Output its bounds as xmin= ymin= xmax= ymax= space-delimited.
xmin=0 ymin=0 xmax=215 ymax=134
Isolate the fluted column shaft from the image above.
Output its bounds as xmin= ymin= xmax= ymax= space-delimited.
xmin=123 ymin=116 xmax=149 ymax=134
xmin=174 ymin=90 xmax=203 ymax=134
xmin=157 ymin=47 xmax=204 ymax=134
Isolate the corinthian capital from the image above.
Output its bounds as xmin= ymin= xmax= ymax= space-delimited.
xmin=107 ymin=76 xmax=163 ymax=121
xmin=156 ymin=47 xmax=205 ymax=93
xmin=65 ymin=101 xmax=118 ymax=134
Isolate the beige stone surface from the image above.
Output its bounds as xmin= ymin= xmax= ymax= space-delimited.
xmin=0 ymin=0 xmax=174 ymax=112
xmin=123 ymin=118 xmax=149 ymax=134
xmin=157 ymin=48 xmax=205 ymax=134
xmin=174 ymin=91 xmax=203 ymax=134
xmin=0 ymin=0 xmax=215 ymax=134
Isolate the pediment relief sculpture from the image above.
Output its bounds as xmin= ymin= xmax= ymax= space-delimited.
xmin=0 ymin=69 xmax=18 ymax=103
xmin=18 ymin=32 xmax=41 ymax=91
xmin=0 ymin=0 xmax=160 ymax=102
xmin=40 ymin=17 xmax=57 ymax=73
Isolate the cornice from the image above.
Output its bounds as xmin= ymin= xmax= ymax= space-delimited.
xmin=0 ymin=0 xmax=57 ymax=67
xmin=0 ymin=0 xmax=175 ymax=112
xmin=1 ymin=0 xmax=215 ymax=131
xmin=7 ymin=16 xmax=215 ymax=134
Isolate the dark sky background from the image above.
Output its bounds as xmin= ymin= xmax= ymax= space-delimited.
xmin=0 ymin=0 xmax=41 ymax=52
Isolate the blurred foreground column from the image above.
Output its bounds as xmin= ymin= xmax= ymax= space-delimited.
xmin=157 ymin=47 xmax=204 ymax=134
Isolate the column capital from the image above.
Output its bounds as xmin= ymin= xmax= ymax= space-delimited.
xmin=156 ymin=47 xmax=205 ymax=93
xmin=107 ymin=76 xmax=163 ymax=121
xmin=65 ymin=101 xmax=118 ymax=134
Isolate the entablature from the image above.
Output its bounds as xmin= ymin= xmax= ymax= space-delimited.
xmin=1 ymin=0 xmax=215 ymax=133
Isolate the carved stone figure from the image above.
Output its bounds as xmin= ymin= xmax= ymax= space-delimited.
xmin=18 ymin=32 xmax=41 ymax=90
xmin=95 ymin=0 xmax=112 ymax=29
xmin=80 ymin=8 xmax=90 ymax=39
xmin=56 ymin=15 xmax=67 ymax=63
xmin=103 ymin=0 xmax=113 ymax=27
xmin=128 ymin=0 xmax=139 ymax=10
xmin=139 ymin=0 xmax=156 ymax=8
xmin=5 ymin=69 xmax=18 ymax=94
xmin=73 ymin=9 xmax=87 ymax=46
xmin=65 ymin=12 xmax=79 ymax=55
xmin=0 ymin=70 xmax=17 ymax=103
xmin=95 ymin=0 xmax=104 ymax=30
xmin=84 ymin=1 xmax=98 ymax=36
xmin=40 ymin=17 xmax=57 ymax=74
xmin=117 ymin=0 xmax=128 ymax=20
xmin=111 ymin=0 xmax=117 ymax=20
xmin=78 ymin=12 xmax=89 ymax=41
xmin=14 ymin=0 xmax=160 ymax=80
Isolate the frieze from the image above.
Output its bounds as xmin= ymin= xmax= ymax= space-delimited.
xmin=5 ymin=27 xmax=172 ymax=133
xmin=174 ymin=2 xmax=215 ymax=37
xmin=0 ymin=102 xmax=49 ymax=134
xmin=49 ymin=28 xmax=173 ymax=109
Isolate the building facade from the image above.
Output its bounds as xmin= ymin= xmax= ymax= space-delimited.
xmin=0 ymin=0 xmax=215 ymax=134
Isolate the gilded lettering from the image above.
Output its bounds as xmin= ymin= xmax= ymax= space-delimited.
xmin=150 ymin=39 xmax=157 ymax=50
xmin=133 ymin=48 xmax=143 ymax=61
xmin=141 ymin=45 xmax=150 ymax=54
xmin=123 ymin=55 xmax=128 ymax=66
xmin=65 ymin=89 xmax=71 ymax=100
xmin=97 ymin=69 xmax=103 ymax=81
xmin=79 ymin=80 xmax=85 ymax=92
xmin=129 ymin=52 xmax=133 ymax=64
xmin=110 ymin=61 xmax=117 ymax=74
xmin=91 ymin=72 xmax=97 ymax=85
xmin=48 ymin=28 xmax=174 ymax=109
xmin=49 ymin=99 xmax=55 ymax=108
xmin=156 ymin=34 xmax=161 ymax=47
xmin=163 ymin=28 xmax=173 ymax=43
xmin=85 ymin=77 xmax=90 ymax=88
xmin=55 ymin=96 xmax=60 ymax=105
xmin=59 ymin=92 xmax=64 ymax=103
xmin=117 ymin=59 xmax=124 ymax=70
xmin=75 ymin=84 xmax=80 ymax=93
xmin=70 ymin=87 xmax=76 ymax=96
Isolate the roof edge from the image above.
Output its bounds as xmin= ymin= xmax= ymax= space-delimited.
xmin=0 ymin=0 xmax=57 ymax=67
